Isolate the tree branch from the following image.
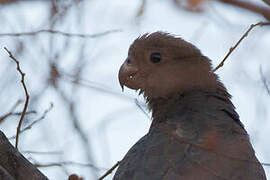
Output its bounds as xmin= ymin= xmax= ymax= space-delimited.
xmin=0 ymin=111 xmax=36 ymax=124
xmin=262 ymin=162 xmax=270 ymax=166
xmin=33 ymin=161 xmax=105 ymax=171
xmin=8 ymin=103 xmax=53 ymax=140
xmin=98 ymin=161 xmax=121 ymax=180
xmin=0 ymin=29 xmax=121 ymax=38
xmin=218 ymin=0 xmax=270 ymax=21
xmin=259 ymin=66 xmax=270 ymax=96
xmin=262 ymin=0 xmax=270 ymax=6
xmin=0 ymin=131 xmax=48 ymax=179
xmin=213 ymin=22 xmax=270 ymax=72
xmin=4 ymin=47 xmax=30 ymax=149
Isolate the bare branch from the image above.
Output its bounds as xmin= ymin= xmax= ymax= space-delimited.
xmin=134 ymin=99 xmax=151 ymax=120
xmin=4 ymin=47 xmax=30 ymax=149
xmin=213 ymin=22 xmax=270 ymax=72
xmin=12 ymin=111 xmax=36 ymax=116
xmin=0 ymin=131 xmax=49 ymax=180
xmin=33 ymin=161 xmax=105 ymax=171
xmin=0 ymin=97 xmax=23 ymax=125
xmin=0 ymin=29 xmax=121 ymax=38
xmin=262 ymin=162 xmax=270 ymax=166
xmin=0 ymin=111 xmax=36 ymax=123
xmin=259 ymin=66 xmax=270 ymax=96
xmin=136 ymin=0 xmax=147 ymax=17
xmin=22 ymin=150 xmax=62 ymax=155
xmin=262 ymin=0 xmax=270 ymax=6
xmin=9 ymin=103 xmax=53 ymax=140
xmin=218 ymin=0 xmax=270 ymax=21
xmin=54 ymin=84 xmax=99 ymax=177
xmin=98 ymin=161 xmax=121 ymax=180
xmin=62 ymin=72 xmax=135 ymax=101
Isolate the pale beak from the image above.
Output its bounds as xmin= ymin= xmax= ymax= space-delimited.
xmin=118 ymin=60 xmax=138 ymax=92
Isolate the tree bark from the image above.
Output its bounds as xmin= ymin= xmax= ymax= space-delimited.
xmin=0 ymin=131 xmax=49 ymax=180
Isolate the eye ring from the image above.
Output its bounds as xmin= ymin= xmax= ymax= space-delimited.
xmin=150 ymin=52 xmax=162 ymax=63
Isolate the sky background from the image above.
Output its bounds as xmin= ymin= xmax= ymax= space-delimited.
xmin=0 ymin=0 xmax=270 ymax=179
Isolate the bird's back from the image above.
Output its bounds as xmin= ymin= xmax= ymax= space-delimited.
xmin=113 ymin=123 xmax=265 ymax=180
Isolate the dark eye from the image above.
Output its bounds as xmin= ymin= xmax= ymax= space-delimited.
xmin=150 ymin=52 xmax=162 ymax=63
xmin=126 ymin=58 xmax=131 ymax=64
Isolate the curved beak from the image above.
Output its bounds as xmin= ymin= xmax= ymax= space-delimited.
xmin=118 ymin=64 xmax=125 ymax=92
xmin=118 ymin=60 xmax=138 ymax=92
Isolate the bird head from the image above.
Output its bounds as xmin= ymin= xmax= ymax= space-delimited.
xmin=118 ymin=32 xmax=218 ymax=99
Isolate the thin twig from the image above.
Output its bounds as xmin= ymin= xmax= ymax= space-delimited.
xmin=136 ymin=0 xmax=147 ymax=17
xmin=62 ymin=72 xmax=135 ymax=101
xmin=134 ymin=99 xmax=151 ymax=120
xmin=259 ymin=66 xmax=270 ymax=96
xmin=98 ymin=161 xmax=121 ymax=180
xmin=9 ymin=103 xmax=53 ymax=140
xmin=34 ymin=161 xmax=105 ymax=171
xmin=0 ymin=111 xmax=36 ymax=123
xmin=22 ymin=102 xmax=53 ymax=130
xmin=0 ymin=99 xmax=23 ymax=124
xmin=4 ymin=47 xmax=29 ymax=149
xmin=213 ymin=22 xmax=270 ymax=72
xmin=0 ymin=29 xmax=121 ymax=38
xmin=22 ymin=150 xmax=62 ymax=155
xmin=262 ymin=0 xmax=270 ymax=6
xmin=55 ymin=84 xmax=99 ymax=178
xmin=218 ymin=0 xmax=270 ymax=21
xmin=262 ymin=162 xmax=270 ymax=166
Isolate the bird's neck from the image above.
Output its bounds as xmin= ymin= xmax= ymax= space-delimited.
xmin=147 ymin=82 xmax=241 ymax=127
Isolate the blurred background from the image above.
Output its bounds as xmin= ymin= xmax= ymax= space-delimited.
xmin=0 ymin=0 xmax=269 ymax=179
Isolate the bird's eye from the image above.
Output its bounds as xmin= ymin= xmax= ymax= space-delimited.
xmin=150 ymin=52 xmax=162 ymax=63
xmin=126 ymin=58 xmax=131 ymax=64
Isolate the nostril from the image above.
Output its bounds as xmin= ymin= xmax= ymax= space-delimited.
xmin=127 ymin=59 xmax=131 ymax=64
